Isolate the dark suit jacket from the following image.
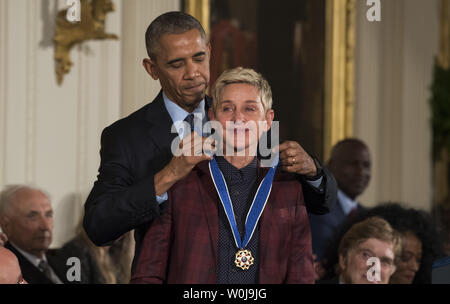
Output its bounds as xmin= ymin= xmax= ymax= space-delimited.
xmin=317 ymin=276 xmax=340 ymax=284
xmin=5 ymin=242 xmax=68 ymax=284
xmin=83 ymin=91 xmax=336 ymax=272
xmin=309 ymin=198 xmax=365 ymax=260
xmin=130 ymin=160 xmax=315 ymax=284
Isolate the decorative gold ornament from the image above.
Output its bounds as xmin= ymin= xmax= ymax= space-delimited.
xmin=54 ymin=0 xmax=119 ymax=85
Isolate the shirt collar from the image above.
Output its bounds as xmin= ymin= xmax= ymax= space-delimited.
xmin=215 ymin=156 xmax=258 ymax=184
xmin=337 ymin=189 xmax=359 ymax=215
xmin=9 ymin=242 xmax=47 ymax=268
xmin=163 ymin=92 xmax=206 ymax=137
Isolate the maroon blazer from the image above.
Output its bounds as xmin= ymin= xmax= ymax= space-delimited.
xmin=131 ymin=160 xmax=314 ymax=284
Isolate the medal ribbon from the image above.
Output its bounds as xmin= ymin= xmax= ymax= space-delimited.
xmin=209 ymin=155 xmax=279 ymax=249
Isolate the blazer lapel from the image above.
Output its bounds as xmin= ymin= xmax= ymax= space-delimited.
xmin=196 ymin=161 xmax=219 ymax=262
xmin=257 ymin=166 xmax=278 ymax=281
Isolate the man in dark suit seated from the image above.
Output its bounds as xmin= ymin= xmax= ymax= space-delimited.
xmin=309 ymin=138 xmax=371 ymax=265
xmin=0 ymin=246 xmax=26 ymax=284
xmin=131 ymin=67 xmax=315 ymax=284
xmin=83 ymin=11 xmax=337 ymax=273
xmin=0 ymin=185 xmax=68 ymax=284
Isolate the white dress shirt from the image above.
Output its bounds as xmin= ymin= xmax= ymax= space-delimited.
xmin=337 ymin=189 xmax=359 ymax=216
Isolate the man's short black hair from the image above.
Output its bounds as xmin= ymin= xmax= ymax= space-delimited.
xmin=145 ymin=11 xmax=207 ymax=59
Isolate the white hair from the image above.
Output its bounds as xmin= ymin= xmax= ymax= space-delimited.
xmin=0 ymin=185 xmax=50 ymax=216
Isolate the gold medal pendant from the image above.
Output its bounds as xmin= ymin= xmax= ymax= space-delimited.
xmin=235 ymin=249 xmax=254 ymax=270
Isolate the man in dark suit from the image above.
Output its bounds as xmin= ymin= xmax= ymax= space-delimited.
xmin=131 ymin=68 xmax=315 ymax=283
xmin=83 ymin=12 xmax=337 ymax=272
xmin=309 ymin=138 xmax=371 ymax=262
xmin=0 ymin=185 xmax=68 ymax=284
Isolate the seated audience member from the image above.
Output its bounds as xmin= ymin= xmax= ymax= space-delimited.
xmin=131 ymin=67 xmax=314 ymax=284
xmin=0 ymin=247 xmax=27 ymax=284
xmin=320 ymin=216 xmax=401 ymax=284
xmin=309 ymin=138 xmax=371 ymax=261
xmin=58 ymin=221 xmax=133 ymax=284
xmin=0 ymin=185 xmax=68 ymax=284
xmin=358 ymin=203 xmax=441 ymax=284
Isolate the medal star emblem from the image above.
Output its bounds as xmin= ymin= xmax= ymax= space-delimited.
xmin=235 ymin=249 xmax=254 ymax=270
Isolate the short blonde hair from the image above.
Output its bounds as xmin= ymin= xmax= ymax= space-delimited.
xmin=337 ymin=216 xmax=402 ymax=274
xmin=212 ymin=67 xmax=273 ymax=112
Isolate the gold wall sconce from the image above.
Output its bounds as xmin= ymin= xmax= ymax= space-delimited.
xmin=54 ymin=0 xmax=119 ymax=85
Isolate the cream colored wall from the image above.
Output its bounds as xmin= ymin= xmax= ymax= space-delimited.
xmin=354 ymin=0 xmax=439 ymax=211
xmin=121 ymin=0 xmax=180 ymax=117
xmin=0 ymin=0 xmax=178 ymax=248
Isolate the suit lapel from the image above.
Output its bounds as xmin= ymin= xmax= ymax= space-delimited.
xmin=47 ymin=250 xmax=67 ymax=284
xmin=145 ymin=93 xmax=213 ymax=157
xmin=5 ymin=242 xmax=54 ymax=284
xmin=144 ymin=91 xmax=178 ymax=156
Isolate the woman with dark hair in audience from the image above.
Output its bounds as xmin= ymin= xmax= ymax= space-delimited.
xmin=320 ymin=202 xmax=442 ymax=284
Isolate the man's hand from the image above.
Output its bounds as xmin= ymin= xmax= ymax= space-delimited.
xmin=278 ymin=141 xmax=317 ymax=177
xmin=167 ymin=132 xmax=215 ymax=181
xmin=0 ymin=232 xmax=7 ymax=246
xmin=154 ymin=132 xmax=215 ymax=196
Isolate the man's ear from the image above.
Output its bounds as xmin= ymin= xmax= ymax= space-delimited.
xmin=0 ymin=215 xmax=10 ymax=233
xmin=143 ymin=58 xmax=159 ymax=80
xmin=206 ymin=42 xmax=212 ymax=58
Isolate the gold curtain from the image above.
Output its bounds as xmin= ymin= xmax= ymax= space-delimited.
xmin=324 ymin=0 xmax=355 ymax=161
xmin=184 ymin=0 xmax=210 ymax=36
